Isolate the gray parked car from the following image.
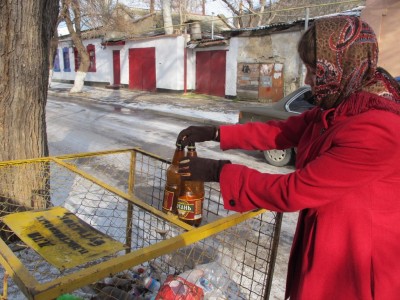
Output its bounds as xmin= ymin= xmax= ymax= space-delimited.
xmin=238 ymin=86 xmax=314 ymax=166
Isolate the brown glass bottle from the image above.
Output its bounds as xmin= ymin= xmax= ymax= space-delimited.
xmin=162 ymin=142 xmax=185 ymax=214
xmin=177 ymin=142 xmax=205 ymax=226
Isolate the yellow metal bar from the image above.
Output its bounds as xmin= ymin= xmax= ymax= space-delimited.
xmin=31 ymin=209 xmax=265 ymax=300
xmin=2 ymin=272 xmax=8 ymax=300
xmin=0 ymin=238 xmax=39 ymax=298
xmin=0 ymin=148 xmax=136 ymax=167
xmin=51 ymin=157 xmax=194 ymax=231
xmin=125 ymin=150 xmax=137 ymax=253
xmin=0 ymin=148 xmax=170 ymax=167
xmin=52 ymin=148 xmax=135 ymax=161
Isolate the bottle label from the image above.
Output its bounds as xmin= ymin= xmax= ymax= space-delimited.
xmin=162 ymin=190 xmax=174 ymax=211
xmin=177 ymin=196 xmax=203 ymax=220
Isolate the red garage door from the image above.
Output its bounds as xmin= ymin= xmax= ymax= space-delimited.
xmin=129 ymin=48 xmax=156 ymax=91
xmin=112 ymin=50 xmax=121 ymax=85
xmin=196 ymin=50 xmax=226 ymax=97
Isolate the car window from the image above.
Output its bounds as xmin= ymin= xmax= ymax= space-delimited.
xmin=287 ymin=90 xmax=315 ymax=113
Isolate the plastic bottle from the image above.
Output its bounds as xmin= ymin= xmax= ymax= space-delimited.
xmin=177 ymin=142 xmax=205 ymax=226
xmin=178 ymin=262 xmax=235 ymax=299
xmin=162 ymin=141 xmax=185 ymax=214
xmin=142 ymin=276 xmax=161 ymax=293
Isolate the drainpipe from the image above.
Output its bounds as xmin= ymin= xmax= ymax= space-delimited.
xmin=184 ymin=46 xmax=187 ymax=94
xmin=211 ymin=12 xmax=215 ymax=40
xmin=184 ymin=27 xmax=188 ymax=94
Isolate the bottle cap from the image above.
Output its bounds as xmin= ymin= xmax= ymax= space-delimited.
xmin=176 ymin=140 xmax=184 ymax=150
xmin=187 ymin=142 xmax=196 ymax=151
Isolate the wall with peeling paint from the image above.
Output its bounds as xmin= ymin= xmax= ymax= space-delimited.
xmin=229 ymin=30 xmax=303 ymax=101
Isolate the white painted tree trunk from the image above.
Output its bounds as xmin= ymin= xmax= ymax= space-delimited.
xmin=162 ymin=0 xmax=173 ymax=35
xmin=48 ymin=69 xmax=53 ymax=88
xmin=70 ymin=71 xmax=86 ymax=93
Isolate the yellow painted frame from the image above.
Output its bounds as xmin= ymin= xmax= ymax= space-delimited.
xmin=0 ymin=148 xmax=267 ymax=300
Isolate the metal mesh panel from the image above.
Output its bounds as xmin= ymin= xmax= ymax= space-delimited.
xmin=0 ymin=149 xmax=281 ymax=300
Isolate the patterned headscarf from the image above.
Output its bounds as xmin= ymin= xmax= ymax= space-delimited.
xmin=313 ymin=16 xmax=400 ymax=109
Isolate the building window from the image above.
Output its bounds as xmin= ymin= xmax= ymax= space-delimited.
xmin=63 ymin=47 xmax=71 ymax=72
xmin=74 ymin=47 xmax=80 ymax=71
xmin=87 ymin=44 xmax=96 ymax=72
xmin=53 ymin=49 xmax=60 ymax=72
xmin=73 ymin=45 xmax=96 ymax=72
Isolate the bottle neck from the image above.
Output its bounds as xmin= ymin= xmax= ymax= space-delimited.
xmin=187 ymin=148 xmax=197 ymax=158
xmin=171 ymin=146 xmax=185 ymax=164
xmin=187 ymin=143 xmax=197 ymax=158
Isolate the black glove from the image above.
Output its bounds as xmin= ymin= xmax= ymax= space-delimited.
xmin=177 ymin=126 xmax=219 ymax=147
xmin=179 ymin=157 xmax=231 ymax=182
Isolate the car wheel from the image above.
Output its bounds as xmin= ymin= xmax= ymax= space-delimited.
xmin=263 ymin=149 xmax=293 ymax=167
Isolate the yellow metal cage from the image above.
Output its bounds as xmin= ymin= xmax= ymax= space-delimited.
xmin=0 ymin=149 xmax=282 ymax=300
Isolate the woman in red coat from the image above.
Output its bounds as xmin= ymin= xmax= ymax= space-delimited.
xmin=177 ymin=16 xmax=400 ymax=299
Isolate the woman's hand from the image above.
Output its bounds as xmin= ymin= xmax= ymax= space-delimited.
xmin=176 ymin=126 xmax=219 ymax=147
xmin=179 ymin=156 xmax=230 ymax=182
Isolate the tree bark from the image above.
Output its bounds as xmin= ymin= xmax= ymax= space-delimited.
xmin=162 ymin=0 xmax=174 ymax=35
xmin=0 ymin=0 xmax=59 ymax=240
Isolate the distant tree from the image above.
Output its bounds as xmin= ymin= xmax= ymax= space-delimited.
xmin=58 ymin=0 xmax=125 ymax=93
xmin=0 ymin=0 xmax=59 ymax=238
xmin=163 ymin=0 xmax=174 ymax=34
xmin=220 ymin=0 xmax=364 ymax=28
xmin=49 ymin=20 xmax=61 ymax=88
xmin=59 ymin=0 xmax=92 ymax=93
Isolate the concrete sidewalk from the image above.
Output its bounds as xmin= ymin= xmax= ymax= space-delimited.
xmin=48 ymin=82 xmax=264 ymax=125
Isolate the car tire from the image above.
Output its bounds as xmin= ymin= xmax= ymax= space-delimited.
xmin=263 ymin=149 xmax=293 ymax=167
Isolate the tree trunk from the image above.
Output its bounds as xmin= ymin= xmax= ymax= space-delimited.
xmin=69 ymin=29 xmax=90 ymax=93
xmin=62 ymin=0 xmax=90 ymax=93
xmin=0 ymin=1 xmax=59 ymax=240
xmin=162 ymin=0 xmax=174 ymax=35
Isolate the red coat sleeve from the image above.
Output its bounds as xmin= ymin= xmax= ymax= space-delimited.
xmin=219 ymin=108 xmax=318 ymax=151
xmin=219 ymin=110 xmax=400 ymax=213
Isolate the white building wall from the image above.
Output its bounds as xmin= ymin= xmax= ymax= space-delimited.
xmin=52 ymin=42 xmax=75 ymax=82
xmin=186 ymin=48 xmax=196 ymax=91
xmin=53 ymin=36 xmax=187 ymax=91
xmin=121 ymin=36 xmax=185 ymax=90
xmin=85 ymin=38 xmax=111 ymax=84
xmin=52 ymin=38 xmax=111 ymax=83
xmin=226 ymin=38 xmax=239 ymax=97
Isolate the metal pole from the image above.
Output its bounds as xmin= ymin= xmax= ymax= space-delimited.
xmin=211 ymin=13 xmax=215 ymax=40
xmin=126 ymin=150 xmax=137 ymax=253
xmin=263 ymin=212 xmax=283 ymax=300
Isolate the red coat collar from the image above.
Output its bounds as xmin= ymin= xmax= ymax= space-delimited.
xmin=318 ymin=91 xmax=400 ymax=129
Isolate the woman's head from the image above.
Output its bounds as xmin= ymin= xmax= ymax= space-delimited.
xmin=298 ymin=25 xmax=316 ymax=69
xmin=298 ymin=16 xmax=379 ymax=109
